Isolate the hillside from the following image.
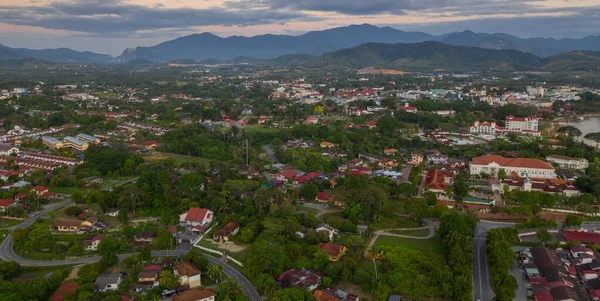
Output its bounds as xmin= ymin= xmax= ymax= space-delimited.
xmin=0 ymin=44 xmax=112 ymax=63
xmin=541 ymin=51 xmax=600 ymax=72
xmin=299 ymin=41 xmax=543 ymax=72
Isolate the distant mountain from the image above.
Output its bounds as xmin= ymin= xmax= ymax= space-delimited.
xmin=117 ymin=24 xmax=600 ymax=62
xmin=0 ymin=44 xmax=112 ymax=63
xmin=295 ymin=41 xmax=542 ymax=72
xmin=541 ymin=51 xmax=600 ymax=72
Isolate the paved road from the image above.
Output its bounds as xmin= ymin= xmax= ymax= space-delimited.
xmin=367 ymin=218 xmax=436 ymax=251
xmin=102 ymin=176 xmax=139 ymax=191
xmin=263 ymin=145 xmax=278 ymax=163
xmin=472 ymin=221 xmax=515 ymax=301
xmin=203 ymin=254 xmax=260 ymax=301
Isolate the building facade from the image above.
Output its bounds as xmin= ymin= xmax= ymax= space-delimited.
xmin=470 ymin=155 xmax=557 ymax=179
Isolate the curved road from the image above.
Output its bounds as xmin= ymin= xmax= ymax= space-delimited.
xmin=0 ymin=185 xmax=260 ymax=301
xmin=367 ymin=218 xmax=436 ymax=250
xmin=472 ymin=220 xmax=515 ymax=301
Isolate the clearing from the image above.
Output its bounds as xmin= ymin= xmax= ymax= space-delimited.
xmin=143 ymin=152 xmax=211 ymax=166
xmin=374 ymin=236 xmax=444 ymax=255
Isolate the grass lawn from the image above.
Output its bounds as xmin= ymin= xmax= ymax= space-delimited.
xmin=374 ymin=236 xmax=444 ymax=255
xmin=374 ymin=215 xmax=421 ymax=230
xmin=0 ymin=229 xmax=9 ymax=244
xmin=295 ymin=205 xmax=320 ymax=216
xmin=390 ymin=228 xmax=430 ymax=237
xmin=333 ymin=234 xmax=364 ymax=246
xmin=196 ymin=239 xmax=247 ymax=262
xmin=0 ymin=218 xmax=24 ymax=228
xmin=143 ymin=152 xmax=211 ymax=166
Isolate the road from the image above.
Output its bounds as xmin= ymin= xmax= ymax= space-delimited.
xmin=102 ymin=176 xmax=139 ymax=191
xmin=472 ymin=221 xmax=515 ymax=301
xmin=263 ymin=145 xmax=278 ymax=163
xmin=367 ymin=218 xmax=436 ymax=251
xmin=203 ymin=254 xmax=260 ymax=301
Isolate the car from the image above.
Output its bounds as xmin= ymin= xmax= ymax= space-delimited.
xmin=299 ymin=202 xmax=305 ymax=205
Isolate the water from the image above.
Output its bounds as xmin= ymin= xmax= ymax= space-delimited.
xmin=560 ymin=117 xmax=600 ymax=146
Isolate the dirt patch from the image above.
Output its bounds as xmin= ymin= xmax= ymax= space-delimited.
xmin=336 ymin=282 xmax=373 ymax=300
xmin=68 ymin=265 xmax=83 ymax=279
xmin=217 ymin=242 xmax=248 ymax=253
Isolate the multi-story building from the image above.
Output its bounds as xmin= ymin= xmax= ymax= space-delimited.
xmin=42 ymin=136 xmax=63 ymax=149
xmin=546 ymin=155 xmax=589 ymax=171
xmin=504 ymin=115 xmax=540 ymax=136
xmin=62 ymin=136 xmax=89 ymax=151
xmin=469 ymin=121 xmax=499 ymax=135
xmin=76 ymin=133 xmax=100 ymax=144
xmin=470 ymin=154 xmax=556 ymax=179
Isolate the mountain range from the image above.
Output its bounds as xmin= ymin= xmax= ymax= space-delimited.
xmin=1 ymin=24 xmax=600 ymax=65
xmin=198 ymin=42 xmax=600 ymax=72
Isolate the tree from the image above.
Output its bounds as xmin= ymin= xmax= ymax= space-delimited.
xmin=314 ymin=250 xmax=330 ymax=271
xmin=245 ymin=240 xmax=287 ymax=277
xmin=300 ymin=184 xmax=318 ymax=199
xmin=321 ymin=276 xmax=332 ymax=288
xmin=158 ymin=270 xmax=180 ymax=289
xmin=536 ymin=228 xmax=553 ymax=245
xmin=405 ymin=198 xmax=429 ymax=222
xmin=563 ymin=214 xmax=583 ymax=228
xmin=452 ymin=171 xmax=470 ymax=205
xmin=498 ymin=169 xmax=507 ymax=180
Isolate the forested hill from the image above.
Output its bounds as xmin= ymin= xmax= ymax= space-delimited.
xmin=299 ymin=41 xmax=543 ymax=71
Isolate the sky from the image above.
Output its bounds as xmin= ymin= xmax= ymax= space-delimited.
xmin=1 ymin=0 xmax=599 ymax=56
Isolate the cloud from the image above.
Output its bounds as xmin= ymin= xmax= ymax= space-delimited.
xmin=387 ymin=6 xmax=600 ymax=38
xmin=226 ymin=0 xmax=549 ymax=16
xmin=0 ymin=0 xmax=312 ymax=35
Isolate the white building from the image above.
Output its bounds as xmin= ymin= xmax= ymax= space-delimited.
xmin=504 ymin=115 xmax=540 ymax=136
xmin=179 ymin=208 xmax=214 ymax=229
xmin=470 ymin=154 xmax=556 ymax=179
xmin=470 ymin=121 xmax=499 ymax=135
xmin=0 ymin=144 xmax=19 ymax=156
xmin=546 ymin=155 xmax=589 ymax=171
xmin=316 ymin=223 xmax=339 ymax=242
xmin=526 ymin=86 xmax=545 ymax=97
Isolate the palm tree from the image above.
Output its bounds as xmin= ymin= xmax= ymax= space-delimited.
xmin=214 ymin=264 xmax=224 ymax=283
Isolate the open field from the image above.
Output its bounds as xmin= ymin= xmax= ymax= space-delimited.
xmin=390 ymin=228 xmax=430 ymax=237
xmin=143 ymin=152 xmax=211 ymax=166
xmin=0 ymin=218 xmax=24 ymax=228
xmin=374 ymin=236 xmax=445 ymax=255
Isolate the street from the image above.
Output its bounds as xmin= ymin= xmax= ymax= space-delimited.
xmin=472 ymin=221 xmax=515 ymax=301
xmin=203 ymin=254 xmax=260 ymax=301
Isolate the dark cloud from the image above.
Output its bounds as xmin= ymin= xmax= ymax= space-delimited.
xmin=0 ymin=0 xmax=311 ymax=35
xmin=388 ymin=7 xmax=600 ymax=38
xmin=226 ymin=0 xmax=549 ymax=16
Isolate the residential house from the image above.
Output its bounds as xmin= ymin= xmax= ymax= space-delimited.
xmin=95 ymin=273 xmax=123 ymax=292
xmin=105 ymin=208 xmax=120 ymax=217
xmin=305 ymin=116 xmax=319 ymax=125
xmin=365 ymin=120 xmax=377 ymax=129
xmin=172 ymin=289 xmax=215 ymax=301
xmin=179 ymin=208 xmax=214 ymax=232
xmin=0 ymin=198 xmax=16 ymax=212
xmin=320 ymin=141 xmax=336 ymax=148
xmin=173 ymin=261 xmax=202 ymax=288
xmin=277 ymin=268 xmax=322 ymax=291
xmin=316 ymin=192 xmax=333 ymax=204
xmin=136 ymin=270 xmax=159 ymax=293
xmin=50 ymin=220 xmax=83 ymax=232
xmin=0 ymin=143 xmax=19 ymax=156
xmin=397 ymin=103 xmax=417 ymax=113
xmin=31 ymin=185 xmax=55 ymax=199
xmin=423 ymin=169 xmax=454 ymax=199
xmin=493 ymin=174 xmax=580 ymax=197
xmin=82 ymin=234 xmax=104 ymax=251
xmin=214 ymin=221 xmax=240 ymax=242
xmin=134 ymin=231 xmax=157 ymax=244
xmin=426 ymin=151 xmax=449 ymax=165
xmin=319 ymin=243 xmax=347 ymax=261
xmin=316 ymin=223 xmax=339 ymax=242
xmin=409 ymin=150 xmax=424 ymax=165
xmin=50 ymin=281 xmax=80 ymax=301
xmin=383 ymin=148 xmax=398 ymax=155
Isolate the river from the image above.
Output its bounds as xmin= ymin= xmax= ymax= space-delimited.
xmin=560 ymin=117 xmax=600 ymax=147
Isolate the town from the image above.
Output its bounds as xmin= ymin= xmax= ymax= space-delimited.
xmin=1 ymin=62 xmax=600 ymax=301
